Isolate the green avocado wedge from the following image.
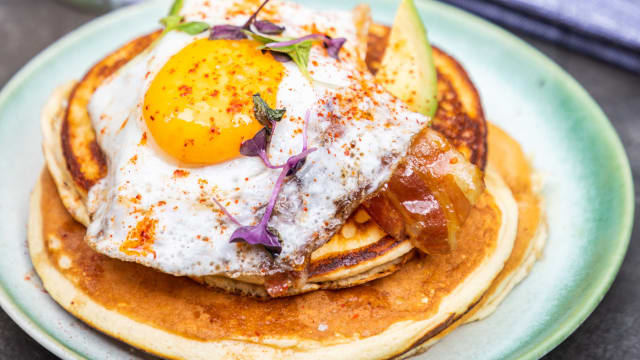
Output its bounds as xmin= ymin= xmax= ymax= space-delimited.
xmin=376 ymin=0 xmax=438 ymax=117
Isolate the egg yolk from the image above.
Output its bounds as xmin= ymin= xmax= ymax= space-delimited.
xmin=143 ymin=39 xmax=284 ymax=165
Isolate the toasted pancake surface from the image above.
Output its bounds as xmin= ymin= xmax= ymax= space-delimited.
xmin=34 ymin=113 xmax=548 ymax=358
xmin=395 ymin=125 xmax=546 ymax=359
xmin=36 ymin=171 xmax=499 ymax=342
xmin=63 ymin=31 xmax=160 ymax=194
xmin=31 ymin=165 xmax=514 ymax=359
xmin=464 ymin=124 xmax=546 ymax=321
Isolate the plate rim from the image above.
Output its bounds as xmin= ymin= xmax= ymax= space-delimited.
xmin=0 ymin=0 xmax=633 ymax=359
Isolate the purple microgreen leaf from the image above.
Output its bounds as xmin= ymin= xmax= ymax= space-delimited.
xmin=253 ymin=93 xmax=285 ymax=128
xmin=253 ymin=20 xmax=285 ymax=35
xmin=240 ymin=97 xmax=290 ymax=170
xmin=230 ymin=224 xmax=282 ymax=255
xmin=323 ymin=37 xmax=346 ymax=60
xmin=229 ymin=164 xmax=288 ymax=255
xmin=175 ymin=21 xmax=210 ymax=35
xmin=242 ymin=0 xmax=272 ymax=29
xmin=220 ymin=107 xmax=317 ymax=257
xmin=210 ymin=24 xmax=247 ymax=40
xmin=240 ymin=128 xmax=269 ymax=157
xmin=207 ymin=1 xmax=282 ymax=42
xmin=286 ymin=156 xmax=306 ymax=176
xmin=285 ymin=147 xmax=317 ymax=176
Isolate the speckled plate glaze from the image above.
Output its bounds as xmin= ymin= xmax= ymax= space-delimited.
xmin=0 ymin=0 xmax=633 ymax=359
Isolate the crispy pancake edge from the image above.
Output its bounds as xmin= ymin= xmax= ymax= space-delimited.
xmin=61 ymin=31 xmax=160 ymax=194
xmin=395 ymin=126 xmax=546 ymax=359
xmin=29 ymin=166 xmax=516 ymax=360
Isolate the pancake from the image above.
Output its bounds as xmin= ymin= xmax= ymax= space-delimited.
xmin=395 ymin=124 xmax=546 ymax=359
xmin=41 ymin=81 xmax=90 ymax=226
xmin=61 ymin=31 xmax=160 ymax=196
xmin=32 ymin=2 xmax=547 ymax=355
xmin=464 ymin=124 xmax=546 ymax=322
xmin=43 ymin=21 xmax=489 ymax=296
xmin=29 ymin=160 xmax=516 ymax=359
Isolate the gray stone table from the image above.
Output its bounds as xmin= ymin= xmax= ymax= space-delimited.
xmin=0 ymin=0 xmax=638 ymax=359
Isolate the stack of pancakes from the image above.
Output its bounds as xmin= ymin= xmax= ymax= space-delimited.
xmin=31 ymin=20 xmax=546 ymax=360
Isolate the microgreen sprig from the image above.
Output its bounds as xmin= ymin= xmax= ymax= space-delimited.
xmin=209 ymin=0 xmax=276 ymax=40
xmin=160 ymin=0 xmax=210 ymax=35
xmin=206 ymin=0 xmax=346 ymax=81
xmin=214 ymin=104 xmax=317 ymax=256
xmin=248 ymin=33 xmax=346 ymax=80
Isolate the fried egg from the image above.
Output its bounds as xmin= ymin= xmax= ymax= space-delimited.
xmin=85 ymin=0 xmax=428 ymax=277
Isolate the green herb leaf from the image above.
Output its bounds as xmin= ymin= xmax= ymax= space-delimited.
xmin=160 ymin=14 xmax=183 ymax=32
xmin=175 ymin=21 xmax=210 ymax=35
xmin=253 ymin=93 xmax=285 ymax=130
xmin=285 ymin=41 xmax=313 ymax=81
xmin=162 ymin=0 xmax=209 ymax=36
xmin=246 ymin=31 xmax=315 ymax=81
xmin=169 ymin=0 xmax=183 ymax=15
xmin=260 ymin=41 xmax=313 ymax=81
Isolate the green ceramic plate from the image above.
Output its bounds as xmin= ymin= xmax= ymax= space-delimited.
xmin=0 ymin=0 xmax=633 ymax=359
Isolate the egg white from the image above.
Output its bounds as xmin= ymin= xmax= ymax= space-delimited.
xmin=86 ymin=0 xmax=428 ymax=277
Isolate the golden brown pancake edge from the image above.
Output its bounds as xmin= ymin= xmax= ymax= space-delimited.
xmin=29 ymin=161 xmax=520 ymax=359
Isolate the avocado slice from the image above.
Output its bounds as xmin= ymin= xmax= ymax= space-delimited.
xmin=376 ymin=0 xmax=438 ymax=117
